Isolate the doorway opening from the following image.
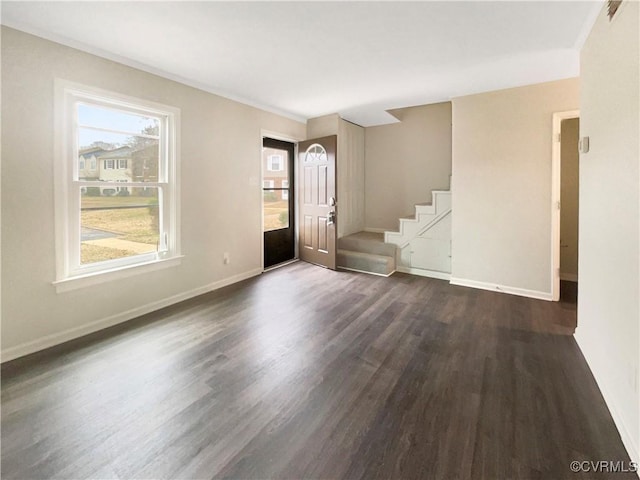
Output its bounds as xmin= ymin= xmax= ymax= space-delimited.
xmin=551 ymin=110 xmax=580 ymax=304
xmin=263 ymin=137 xmax=295 ymax=269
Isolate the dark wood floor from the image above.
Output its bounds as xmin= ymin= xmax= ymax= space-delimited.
xmin=1 ymin=263 xmax=633 ymax=479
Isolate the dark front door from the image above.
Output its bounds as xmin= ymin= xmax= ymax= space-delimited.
xmin=263 ymin=137 xmax=295 ymax=268
xmin=298 ymin=135 xmax=337 ymax=270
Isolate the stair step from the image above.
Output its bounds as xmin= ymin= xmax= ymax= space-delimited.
xmin=337 ymin=249 xmax=395 ymax=277
xmin=386 ymin=191 xmax=452 ymax=243
xmin=337 ymin=231 xmax=397 ymax=257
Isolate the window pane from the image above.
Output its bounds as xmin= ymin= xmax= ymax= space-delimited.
xmin=263 ymin=147 xmax=289 ymax=177
xmin=263 ymin=190 xmax=289 ymax=232
xmin=78 ymin=103 xmax=159 ymax=135
xmin=78 ymin=130 xmax=159 ymax=183
xmin=80 ymin=188 xmax=160 ymax=264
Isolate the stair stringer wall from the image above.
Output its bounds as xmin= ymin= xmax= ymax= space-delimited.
xmin=397 ymin=212 xmax=451 ymax=278
xmin=385 ymin=191 xmax=452 ymax=280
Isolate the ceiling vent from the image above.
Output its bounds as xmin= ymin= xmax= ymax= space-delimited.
xmin=607 ymin=0 xmax=622 ymax=21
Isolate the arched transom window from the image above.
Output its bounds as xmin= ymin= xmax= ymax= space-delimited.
xmin=304 ymin=143 xmax=327 ymax=163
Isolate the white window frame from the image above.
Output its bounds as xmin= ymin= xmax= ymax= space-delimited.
xmin=282 ymin=179 xmax=289 ymax=200
xmin=267 ymin=154 xmax=283 ymax=171
xmin=53 ymin=80 xmax=181 ymax=292
xmin=118 ymin=159 xmax=127 ymax=169
xmin=104 ymin=159 xmax=114 ymax=169
xmin=90 ymin=158 xmax=97 ymax=170
xmin=263 ymin=180 xmax=275 ymax=189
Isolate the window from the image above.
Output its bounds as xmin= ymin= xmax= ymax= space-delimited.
xmin=55 ymin=81 xmax=180 ymax=288
xmin=79 ymin=158 xmax=85 ymax=169
xmin=267 ymin=154 xmax=283 ymax=171
xmin=282 ymin=180 xmax=289 ymax=200
xmin=263 ymin=180 xmax=275 ymax=189
xmin=90 ymin=158 xmax=96 ymax=170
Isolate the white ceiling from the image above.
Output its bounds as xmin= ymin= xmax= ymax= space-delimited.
xmin=1 ymin=1 xmax=601 ymax=126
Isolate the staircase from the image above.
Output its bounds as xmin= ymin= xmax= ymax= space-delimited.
xmin=384 ymin=190 xmax=452 ymax=280
xmin=337 ymin=231 xmax=396 ymax=276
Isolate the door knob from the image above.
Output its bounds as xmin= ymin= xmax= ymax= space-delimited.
xmin=328 ymin=211 xmax=336 ymax=225
xmin=329 ymin=197 xmax=336 ymax=206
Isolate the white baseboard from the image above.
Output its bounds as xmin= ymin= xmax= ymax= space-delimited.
xmin=560 ymin=272 xmax=578 ymax=282
xmin=363 ymin=227 xmax=389 ymax=234
xmin=1 ymin=268 xmax=263 ymax=363
xmin=397 ymin=266 xmax=451 ymax=281
xmin=449 ymin=277 xmax=553 ymax=301
xmin=574 ymin=330 xmax=640 ymax=474
xmin=337 ymin=266 xmax=395 ymax=277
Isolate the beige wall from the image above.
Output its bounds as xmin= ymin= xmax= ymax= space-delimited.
xmin=364 ymin=102 xmax=451 ymax=231
xmin=307 ymin=114 xmax=365 ymax=238
xmin=451 ymin=78 xmax=579 ymax=297
xmin=560 ymin=118 xmax=579 ymax=280
xmin=307 ymin=114 xmax=340 ymax=139
xmin=337 ymin=119 xmax=365 ymax=237
xmin=1 ymin=27 xmax=306 ymax=358
xmin=576 ymin=1 xmax=639 ymax=464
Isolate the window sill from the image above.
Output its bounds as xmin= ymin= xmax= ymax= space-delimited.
xmin=53 ymin=255 xmax=184 ymax=293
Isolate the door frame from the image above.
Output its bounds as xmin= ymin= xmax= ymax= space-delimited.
xmin=260 ymin=130 xmax=303 ymax=271
xmin=551 ymin=110 xmax=580 ymax=301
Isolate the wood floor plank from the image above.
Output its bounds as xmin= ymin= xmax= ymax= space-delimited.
xmin=1 ymin=263 xmax=634 ymax=479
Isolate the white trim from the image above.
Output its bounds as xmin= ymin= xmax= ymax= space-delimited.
xmin=364 ymin=227 xmax=388 ymax=234
xmin=574 ymin=331 xmax=640 ymax=470
xmin=398 ymin=266 xmax=450 ymax=281
xmin=397 ymin=209 xmax=451 ymax=249
xmin=450 ymin=277 xmax=553 ymax=301
xmin=260 ymin=130 xmax=304 ymax=144
xmin=2 ymin=268 xmax=263 ymax=363
xmin=551 ymin=110 xmax=580 ymax=302
xmin=560 ymin=272 xmax=578 ymax=282
xmin=53 ymin=255 xmax=184 ymax=293
xmin=337 ymin=266 xmax=395 ymax=278
xmin=54 ymin=79 xmax=182 ymax=281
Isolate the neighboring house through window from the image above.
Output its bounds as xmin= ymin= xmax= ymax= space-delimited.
xmin=54 ymin=80 xmax=180 ymax=289
xmin=282 ymin=180 xmax=289 ymax=200
xmin=267 ymin=154 xmax=283 ymax=171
